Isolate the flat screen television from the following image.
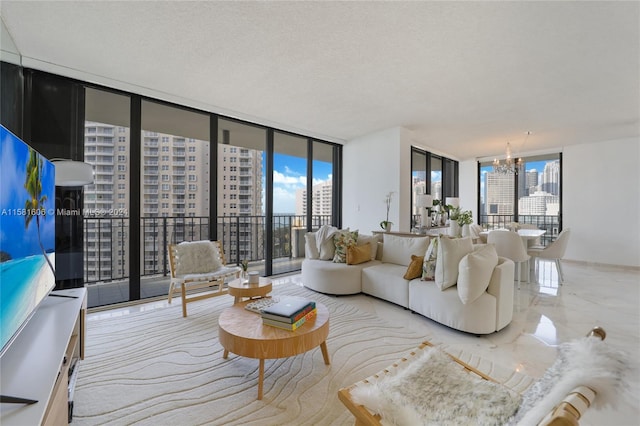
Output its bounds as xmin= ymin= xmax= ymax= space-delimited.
xmin=0 ymin=125 xmax=56 ymax=357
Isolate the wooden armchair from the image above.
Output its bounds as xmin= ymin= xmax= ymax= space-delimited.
xmin=168 ymin=240 xmax=240 ymax=317
xmin=338 ymin=327 xmax=623 ymax=426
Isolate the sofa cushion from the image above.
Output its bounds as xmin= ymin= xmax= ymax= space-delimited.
xmin=357 ymin=234 xmax=379 ymax=260
xmin=347 ymin=243 xmax=372 ymax=265
xmin=457 ymin=244 xmax=499 ymax=304
xmin=174 ymin=240 xmax=222 ymax=275
xmin=421 ymin=237 xmax=438 ymax=281
xmin=435 ymin=236 xmax=473 ymax=290
xmin=304 ymin=232 xmax=320 ymax=259
xmin=403 ymin=255 xmax=424 ymax=280
xmin=333 ymin=229 xmax=359 ymax=263
xmin=382 ymin=234 xmax=430 ymax=267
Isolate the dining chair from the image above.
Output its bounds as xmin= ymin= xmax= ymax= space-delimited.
xmin=528 ymin=228 xmax=571 ymax=284
xmin=487 ymin=229 xmax=530 ymax=287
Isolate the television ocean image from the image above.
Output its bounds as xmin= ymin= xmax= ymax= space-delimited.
xmin=0 ymin=125 xmax=56 ymax=356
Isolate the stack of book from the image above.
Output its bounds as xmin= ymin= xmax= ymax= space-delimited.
xmin=261 ymin=296 xmax=316 ymax=331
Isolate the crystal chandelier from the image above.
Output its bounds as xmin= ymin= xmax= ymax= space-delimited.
xmin=492 ymin=132 xmax=529 ymax=174
xmin=492 ymin=142 xmax=522 ymax=174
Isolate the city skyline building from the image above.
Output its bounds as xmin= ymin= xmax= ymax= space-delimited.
xmin=83 ymin=121 xmax=264 ymax=283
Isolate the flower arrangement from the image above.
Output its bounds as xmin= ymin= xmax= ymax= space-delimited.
xmin=380 ymin=191 xmax=395 ymax=230
xmin=240 ymin=259 xmax=249 ymax=271
xmin=456 ymin=210 xmax=473 ymax=226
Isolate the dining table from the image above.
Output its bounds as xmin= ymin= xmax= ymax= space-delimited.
xmin=480 ymin=228 xmax=547 ymax=280
xmin=479 ymin=228 xmax=546 ymax=246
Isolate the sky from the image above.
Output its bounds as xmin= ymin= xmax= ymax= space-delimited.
xmin=271 ymin=153 xmax=332 ymax=214
xmin=0 ymin=126 xmax=56 ymax=259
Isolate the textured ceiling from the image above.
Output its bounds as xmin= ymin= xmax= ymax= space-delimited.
xmin=1 ymin=1 xmax=638 ymax=161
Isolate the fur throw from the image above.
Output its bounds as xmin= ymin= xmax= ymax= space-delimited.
xmin=508 ymin=335 xmax=629 ymax=425
xmin=350 ymin=347 xmax=521 ymax=425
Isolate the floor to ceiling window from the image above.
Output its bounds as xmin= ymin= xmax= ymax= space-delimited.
xmin=140 ymin=99 xmax=211 ymax=292
xmin=479 ymin=153 xmax=562 ymax=244
xmin=73 ymin=78 xmax=340 ymax=307
xmin=272 ymin=131 xmax=308 ymax=275
xmin=217 ymin=118 xmax=267 ymax=275
xmin=411 ymin=147 xmax=458 ymax=229
xmin=311 ymin=141 xmax=335 ymax=229
xmin=83 ymin=87 xmax=131 ymax=306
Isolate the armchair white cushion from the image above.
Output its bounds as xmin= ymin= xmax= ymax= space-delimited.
xmin=174 ymin=240 xmax=222 ymax=275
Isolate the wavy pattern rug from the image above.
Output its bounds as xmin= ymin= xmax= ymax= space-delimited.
xmin=73 ymin=284 xmax=531 ymax=426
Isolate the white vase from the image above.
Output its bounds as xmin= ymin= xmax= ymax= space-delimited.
xmin=384 ymin=223 xmax=392 ymax=233
xmin=449 ymin=221 xmax=460 ymax=237
xmin=461 ymin=224 xmax=470 ymax=238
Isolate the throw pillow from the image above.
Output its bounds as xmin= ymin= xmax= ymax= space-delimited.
xmin=347 ymin=243 xmax=371 ymax=265
xmin=381 ymin=234 xmax=430 ymax=267
xmin=357 ymin=234 xmax=379 ymax=260
xmin=457 ymin=244 xmax=499 ymax=304
xmin=333 ymin=230 xmax=359 ymax=263
xmin=403 ymin=255 xmax=424 ymax=280
xmin=435 ymin=236 xmax=473 ymax=290
xmin=421 ymin=238 xmax=438 ymax=281
xmin=304 ymin=232 xmax=319 ymax=259
xmin=174 ymin=240 xmax=222 ymax=275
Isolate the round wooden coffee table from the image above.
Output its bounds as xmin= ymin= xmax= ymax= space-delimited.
xmin=228 ymin=277 xmax=272 ymax=304
xmin=218 ymin=300 xmax=330 ymax=400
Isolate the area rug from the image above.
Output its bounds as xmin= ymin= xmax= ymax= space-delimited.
xmin=73 ymin=284 xmax=530 ymax=426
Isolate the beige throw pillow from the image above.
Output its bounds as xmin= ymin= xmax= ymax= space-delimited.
xmin=457 ymin=244 xmax=499 ymax=304
xmin=404 ymin=255 xmax=425 ymax=280
xmin=357 ymin=234 xmax=379 ymax=260
xmin=435 ymin=236 xmax=473 ymax=290
xmin=347 ymin=243 xmax=372 ymax=265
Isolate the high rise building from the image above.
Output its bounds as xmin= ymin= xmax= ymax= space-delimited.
xmin=83 ymin=122 xmax=263 ymax=283
xmin=296 ymin=179 xmax=332 ymax=217
xmin=540 ymin=160 xmax=560 ymax=195
xmin=485 ymin=172 xmax=515 ymax=215
xmin=525 ymin=169 xmax=539 ymax=195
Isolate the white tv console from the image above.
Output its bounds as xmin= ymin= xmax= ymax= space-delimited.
xmin=1 ymin=287 xmax=86 ymax=425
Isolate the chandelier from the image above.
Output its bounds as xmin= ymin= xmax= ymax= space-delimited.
xmin=492 ymin=142 xmax=522 ymax=174
xmin=492 ymin=132 xmax=530 ymax=174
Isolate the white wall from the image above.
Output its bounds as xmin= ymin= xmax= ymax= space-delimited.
xmin=562 ymin=137 xmax=639 ymax=267
xmin=343 ymin=129 xmax=639 ymax=268
xmin=458 ymin=160 xmax=478 ymax=215
xmin=343 ymin=127 xmax=412 ymax=234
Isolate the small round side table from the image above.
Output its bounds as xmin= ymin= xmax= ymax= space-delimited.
xmin=228 ymin=276 xmax=272 ymax=304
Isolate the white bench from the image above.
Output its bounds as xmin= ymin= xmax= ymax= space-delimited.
xmin=168 ymin=240 xmax=241 ymax=317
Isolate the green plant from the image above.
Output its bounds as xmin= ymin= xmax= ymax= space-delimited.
xmin=456 ymin=210 xmax=473 ymax=226
xmin=240 ymin=259 xmax=249 ymax=271
xmin=447 ymin=206 xmax=461 ymax=221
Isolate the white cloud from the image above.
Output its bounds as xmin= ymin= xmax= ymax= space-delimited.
xmin=273 ymin=170 xmax=306 ymax=187
xmin=273 ymin=186 xmax=296 ymax=213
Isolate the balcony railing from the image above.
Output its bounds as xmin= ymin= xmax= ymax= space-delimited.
xmin=83 ymin=214 xmax=331 ymax=284
xmin=411 ymin=214 xmax=560 ymax=245
xmin=480 ymin=214 xmax=560 ymax=245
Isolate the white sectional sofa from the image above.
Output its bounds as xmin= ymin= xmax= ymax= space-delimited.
xmin=301 ymin=230 xmax=515 ymax=334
